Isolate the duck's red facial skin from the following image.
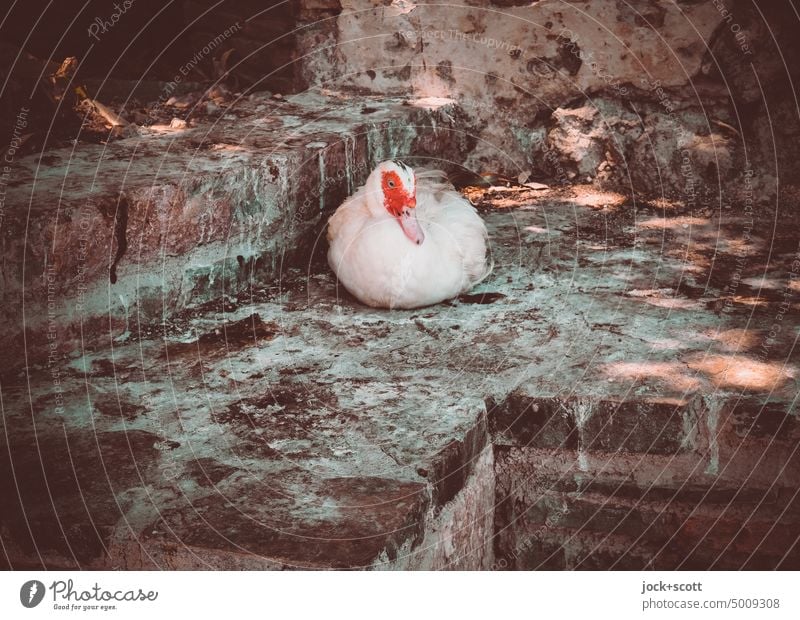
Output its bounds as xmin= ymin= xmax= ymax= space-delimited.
xmin=381 ymin=169 xmax=424 ymax=244
xmin=381 ymin=170 xmax=416 ymax=216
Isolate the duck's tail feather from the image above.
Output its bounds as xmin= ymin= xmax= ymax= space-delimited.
xmin=472 ymin=240 xmax=495 ymax=287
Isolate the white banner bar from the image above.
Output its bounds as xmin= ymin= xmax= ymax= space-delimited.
xmin=2 ymin=571 xmax=798 ymax=619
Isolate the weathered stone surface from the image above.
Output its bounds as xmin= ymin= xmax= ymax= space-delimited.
xmin=293 ymin=1 xmax=800 ymax=202
xmin=380 ymin=446 xmax=495 ymax=570
xmin=494 ymin=442 xmax=800 ymax=569
xmin=496 ymin=502 xmax=800 ymax=570
xmin=310 ymin=1 xmax=723 ymax=106
xmin=488 ymin=393 xmax=579 ymax=449
xmin=537 ymin=96 xmax=738 ymax=196
xmin=294 ymin=0 xmax=757 ymax=187
xmin=489 ymin=393 xmax=702 ymax=455
xmin=1 ymin=91 xmax=469 ymax=359
xmin=3 ymin=184 xmax=799 ymax=569
xmin=724 ymin=397 xmax=800 ymax=441
xmin=4 ymin=0 xmax=800 ymax=572
xmin=0 ymin=429 xmax=160 ymax=566
xmin=146 ymin=475 xmax=429 ymax=569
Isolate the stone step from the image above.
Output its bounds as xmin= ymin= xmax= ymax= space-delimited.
xmin=2 ymin=90 xmax=470 ymax=361
xmin=0 ymin=382 xmax=493 ymax=570
xmin=494 ymin=445 xmax=800 ymax=569
xmin=495 ymin=524 xmax=800 ymax=570
xmin=488 ymin=393 xmax=703 ymax=455
xmin=3 ymin=185 xmax=799 ymax=569
xmin=495 ymin=488 xmax=800 ymax=564
xmin=488 ymin=391 xmax=799 ymax=457
xmin=0 ymin=269 xmax=496 ymax=569
xmin=495 ymin=446 xmax=800 ymax=513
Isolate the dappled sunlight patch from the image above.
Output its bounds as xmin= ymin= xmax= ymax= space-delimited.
xmin=740 ymin=276 xmax=785 ymax=290
xmin=602 ymin=361 xmax=703 ymax=393
xmin=571 ymin=190 xmax=627 ymax=210
xmin=146 ymin=123 xmax=193 ymax=134
xmin=209 ymin=143 xmax=249 ymax=151
xmin=408 ymin=96 xmax=457 ymax=109
xmin=624 ymin=288 xmax=702 ymax=310
xmin=706 ymin=328 xmax=762 ymax=352
xmin=646 ymin=337 xmax=691 ymax=351
xmin=643 ymin=337 xmax=690 ymax=351
xmin=678 ymin=262 xmax=708 ymax=274
xmin=641 ymin=297 xmax=703 ymax=309
xmin=640 ymin=197 xmax=687 ymax=212
xmin=636 ymin=216 xmax=709 ymax=231
xmin=685 ymin=354 xmax=795 ymax=392
xmin=483 ymin=194 xmax=544 ymax=209
xmin=720 ymin=236 xmax=766 ymax=256
xmin=523 ymin=225 xmax=550 ymax=234
xmin=728 ymin=295 xmax=772 ymax=307
xmin=626 ymin=288 xmax=675 ymax=297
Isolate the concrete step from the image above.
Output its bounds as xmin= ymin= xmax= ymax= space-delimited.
xmin=488 ymin=391 xmax=800 ymax=458
xmin=2 ymin=90 xmax=470 ymax=361
xmin=0 ymin=265 xmax=496 ymax=569
xmin=495 ymin=488 xmax=800 ymax=567
xmin=495 ymin=524 xmax=800 ymax=570
xmin=494 ymin=446 xmax=800 ymax=569
xmin=488 ymin=393 xmax=704 ymax=455
xmin=3 ymin=184 xmax=799 ymax=569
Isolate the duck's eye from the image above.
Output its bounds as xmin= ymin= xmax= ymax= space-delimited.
xmin=387 ymin=179 xmax=396 ymax=188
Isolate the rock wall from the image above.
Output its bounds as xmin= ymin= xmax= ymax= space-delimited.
xmin=296 ymin=0 xmax=800 ymax=201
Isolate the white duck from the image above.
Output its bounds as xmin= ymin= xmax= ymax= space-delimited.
xmin=327 ymin=160 xmax=491 ymax=309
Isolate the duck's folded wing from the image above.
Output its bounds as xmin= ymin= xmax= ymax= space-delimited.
xmin=417 ymin=178 xmax=492 ymax=286
xmin=327 ymin=193 xmax=368 ymax=243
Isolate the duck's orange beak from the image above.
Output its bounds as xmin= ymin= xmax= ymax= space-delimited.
xmin=399 ymin=200 xmax=424 ymax=245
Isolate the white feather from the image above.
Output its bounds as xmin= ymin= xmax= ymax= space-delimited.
xmin=327 ymin=161 xmax=491 ymax=309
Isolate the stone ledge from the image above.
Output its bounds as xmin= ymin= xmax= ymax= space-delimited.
xmin=2 ymin=91 xmax=470 ymax=357
xmin=3 ymin=187 xmax=799 ymax=569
